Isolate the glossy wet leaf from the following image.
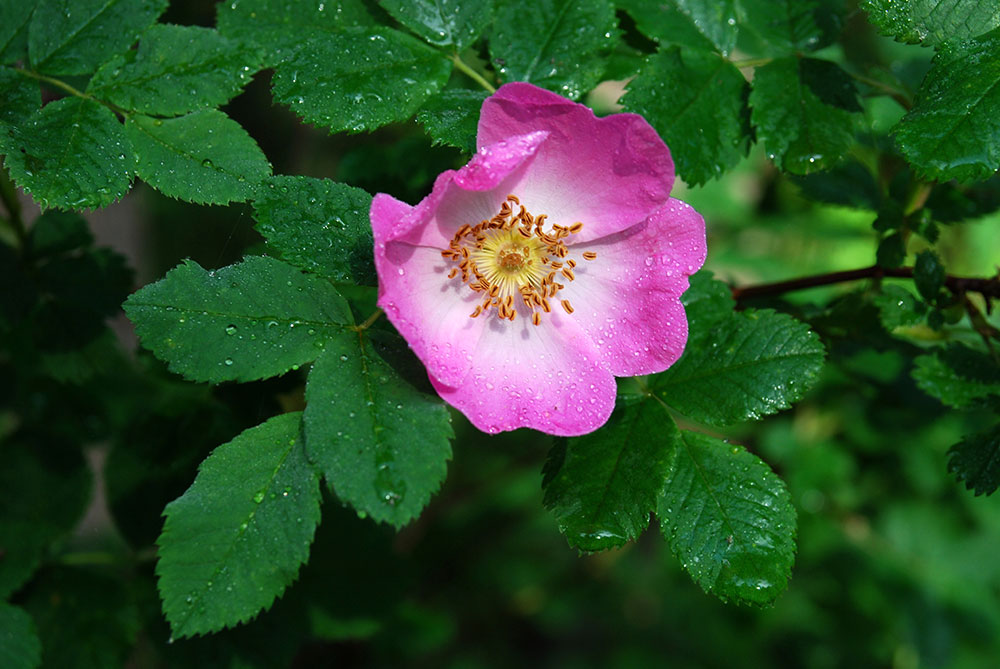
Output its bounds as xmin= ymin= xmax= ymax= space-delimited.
xmin=542 ymin=402 xmax=679 ymax=552
xmin=873 ymin=285 xmax=927 ymax=329
xmin=125 ymin=110 xmax=271 ymax=205
xmin=652 ymin=309 xmax=826 ymax=426
xmin=88 ymin=24 xmax=260 ymax=116
xmin=862 ymin=0 xmax=1000 ymax=45
xmin=894 ymin=27 xmax=1000 ymax=183
xmin=217 ymin=0 xmax=374 ymax=66
xmin=749 ymin=56 xmax=857 ymax=174
xmin=617 ymin=0 xmax=738 ymax=55
xmin=624 ymin=47 xmax=749 ymax=185
xmin=123 ymin=255 xmax=352 ymax=383
xmin=157 ymin=412 xmax=321 ymax=638
xmin=304 ymin=334 xmax=453 ymax=528
xmin=912 ymin=344 xmax=1000 ymax=409
xmin=682 ymin=270 xmax=736 ymax=334
xmin=28 ymin=0 xmax=168 ymax=75
xmin=948 ymin=424 xmax=1000 ymax=496
xmin=415 ymin=88 xmax=487 ymax=154
xmin=0 ymin=67 xmax=40 ymax=141
xmin=0 ymin=1 xmax=35 ymax=64
xmin=252 ymin=176 xmax=375 ymax=285
xmin=657 ymin=431 xmax=797 ymax=605
xmin=271 ymin=27 xmax=451 ymax=134
xmin=0 ymin=603 xmax=41 ymax=669
xmin=3 ymin=96 xmax=134 ymax=210
xmin=378 ymin=0 xmax=492 ymax=50
xmin=738 ymin=0 xmax=827 ymax=55
xmin=490 ymin=0 xmax=618 ymax=99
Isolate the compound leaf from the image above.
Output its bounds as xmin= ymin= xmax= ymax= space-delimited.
xmin=652 ymin=309 xmax=825 ymax=426
xmin=28 ymin=0 xmax=167 ymax=75
xmin=542 ymin=402 xmax=679 ymax=552
xmin=271 ymin=27 xmax=451 ymax=134
xmin=124 ymin=255 xmax=352 ymax=383
xmin=862 ymin=0 xmax=1000 ymax=45
xmin=157 ymin=412 xmax=321 ymax=638
xmin=125 ymin=110 xmax=271 ymax=205
xmin=88 ymin=24 xmax=260 ymax=116
xmin=658 ymin=431 xmax=797 ymax=605
xmin=3 ymin=96 xmax=133 ymax=210
xmin=252 ymin=175 xmax=375 ymax=285
xmin=415 ymin=88 xmax=487 ymax=154
xmin=617 ymin=0 xmax=739 ymax=55
xmin=378 ymin=0 xmax=492 ymax=50
xmin=304 ymin=334 xmax=453 ymax=528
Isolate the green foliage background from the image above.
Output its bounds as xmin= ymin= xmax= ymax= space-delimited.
xmin=2 ymin=0 xmax=1000 ymax=667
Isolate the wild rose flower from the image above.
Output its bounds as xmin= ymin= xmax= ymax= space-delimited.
xmin=371 ymin=82 xmax=706 ymax=436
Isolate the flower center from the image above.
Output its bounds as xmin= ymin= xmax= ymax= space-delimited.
xmin=440 ymin=194 xmax=597 ymax=325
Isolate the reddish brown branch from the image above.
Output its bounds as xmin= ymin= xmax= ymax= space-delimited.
xmin=731 ymin=265 xmax=1000 ymax=303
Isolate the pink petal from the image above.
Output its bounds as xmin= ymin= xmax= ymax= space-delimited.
xmin=476 ymin=82 xmax=675 ymax=243
xmin=561 ymin=199 xmax=708 ymax=376
xmin=428 ymin=311 xmax=616 ymax=436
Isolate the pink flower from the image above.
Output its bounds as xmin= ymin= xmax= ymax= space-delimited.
xmin=371 ymin=82 xmax=706 ymax=436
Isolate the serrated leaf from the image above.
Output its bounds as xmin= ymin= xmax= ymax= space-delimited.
xmin=3 ymin=96 xmax=133 ymax=210
xmin=893 ymin=27 xmax=1000 ymax=183
xmin=682 ymin=270 xmax=735 ymax=334
xmin=415 ymin=88 xmax=487 ymax=154
xmin=217 ymin=0 xmax=374 ymax=67
xmin=738 ymin=0 xmax=826 ymax=55
xmin=378 ymin=0 xmax=492 ymax=50
xmin=862 ymin=0 xmax=1000 ymax=45
xmin=624 ymin=47 xmax=749 ymax=185
xmin=271 ymin=27 xmax=451 ymax=134
xmin=913 ymin=249 xmax=945 ymax=301
xmin=0 ymin=603 xmax=41 ymax=669
xmin=157 ymin=412 xmax=321 ymax=638
xmin=542 ymin=402 xmax=679 ymax=552
xmin=88 ymin=24 xmax=260 ymax=116
xmin=657 ymin=431 xmax=796 ymax=605
xmin=749 ymin=56 xmax=857 ymax=174
xmin=490 ymin=0 xmax=618 ymax=99
xmin=0 ymin=1 xmax=36 ymax=64
xmin=0 ymin=67 xmax=40 ymax=141
xmin=617 ymin=0 xmax=738 ymax=55
xmin=28 ymin=0 xmax=167 ymax=75
xmin=252 ymin=175 xmax=375 ymax=285
xmin=125 ymin=110 xmax=271 ymax=204
xmin=948 ymin=424 xmax=1000 ymax=496
xmin=304 ymin=334 xmax=453 ymax=528
xmin=26 ymin=210 xmax=92 ymax=258
xmin=124 ymin=255 xmax=353 ymax=383
xmin=912 ymin=344 xmax=1000 ymax=408
xmin=652 ymin=309 xmax=825 ymax=426
xmin=873 ymin=285 xmax=927 ymax=329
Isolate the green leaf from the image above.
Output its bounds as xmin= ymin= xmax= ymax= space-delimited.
xmin=490 ymin=0 xmax=618 ymax=99
xmin=28 ymin=0 xmax=168 ymax=75
xmin=652 ymin=309 xmax=826 ymax=426
xmin=542 ymin=402 xmax=679 ymax=552
xmin=749 ymin=56 xmax=857 ymax=174
xmin=0 ymin=1 xmax=36 ymax=64
xmin=738 ymin=0 xmax=826 ymax=55
xmin=0 ymin=603 xmax=41 ymax=669
xmin=87 ymin=24 xmax=260 ymax=116
xmin=271 ymin=27 xmax=452 ymax=134
xmin=948 ymin=424 xmax=1000 ymax=496
xmin=875 ymin=232 xmax=906 ymax=268
xmin=3 ymin=96 xmax=133 ymax=210
xmin=658 ymin=431 xmax=797 ymax=605
xmin=252 ymin=175 xmax=375 ymax=285
xmin=0 ymin=438 xmax=92 ymax=599
xmin=624 ymin=47 xmax=749 ymax=185
xmin=912 ymin=344 xmax=1000 ymax=409
xmin=125 ymin=110 xmax=271 ymax=205
xmin=682 ymin=270 xmax=736 ymax=335
xmin=0 ymin=67 xmax=40 ymax=141
xmin=862 ymin=0 xmax=1000 ymax=45
xmin=157 ymin=411 xmax=322 ymax=638
xmin=378 ymin=0 xmax=492 ymax=50
xmin=617 ymin=0 xmax=739 ymax=55
xmin=25 ymin=210 xmax=92 ymax=258
xmin=123 ymin=255 xmax=353 ymax=383
xmin=893 ymin=27 xmax=1000 ymax=183
xmin=792 ymin=162 xmax=881 ymax=210
xmin=913 ymin=249 xmax=945 ymax=302
xmin=415 ymin=88 xmax=487 ymax=154
xmin=873 ymin=285 xmax=927 ymax=329
xmin=304 ymin=334 xmax=453 ymax=528
xmin=217 ymin=0 xmax=374 ymax=67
